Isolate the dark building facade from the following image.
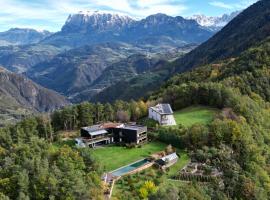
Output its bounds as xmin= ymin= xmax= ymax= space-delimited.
xmin=112 ymin=125 xmax=147 ymax=144
xmin=78 ymin=123 xmax=147 ymax=148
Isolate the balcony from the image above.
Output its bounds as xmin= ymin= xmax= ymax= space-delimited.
xmin=82 ymin=134 xmax=113 ymax=143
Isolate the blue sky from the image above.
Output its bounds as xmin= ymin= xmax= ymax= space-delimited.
xmin=0 ymin=0 xmax=258 ymax=32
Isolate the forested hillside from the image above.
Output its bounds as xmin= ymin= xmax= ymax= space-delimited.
xmin=0 ymin=100 xmax=148 ymax=199
xmin=92 ymin=63 xmax=173 ymax=102
xmin=0 ymin=117 xmax=104 ymax=199
xmin=145 ymin=37 xmax=270 ymax=199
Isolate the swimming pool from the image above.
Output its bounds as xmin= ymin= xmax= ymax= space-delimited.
xmin=111 ymin=159 xmax=150 ymax=177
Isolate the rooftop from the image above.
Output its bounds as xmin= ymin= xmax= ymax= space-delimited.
xmin=122 ymin=124 xmax=147 ymax=132
xmin=81 ymin=127 xmax=108 ymax=136
xmin=82 ymin=123 xmax=124 ymax=132
xmin=150 ymin=104 xmax=174 ymax=115
xmin=82 ymin=125 xmax=103 ymax=133
xmin=161 ymin=152 xmax=178 ymax=162
xmin=81 ymin=123 xmax=146 ymax=135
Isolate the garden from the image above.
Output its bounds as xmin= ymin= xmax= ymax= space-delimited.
xmin=111 ymin=149 xmax=190 ymax=199
xmin=89 ymin=141 xmax=168 ymax=171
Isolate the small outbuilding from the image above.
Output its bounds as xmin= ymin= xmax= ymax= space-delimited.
xmin=155 ymin=152 xmax=179 ymax=169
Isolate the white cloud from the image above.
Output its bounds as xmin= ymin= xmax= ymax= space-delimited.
xmin=90 ymin=0 xmax=187 ymax=17
xmin=209 ymin=1 xmax=233 ymax=9
xmin=210 ymin=0 xmax=257 ymax=10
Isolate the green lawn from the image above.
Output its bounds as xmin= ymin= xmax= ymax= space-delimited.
xmin=174 ymin=106 xmax=219 ymax=127
xmin=90 ymin=141 xmax=167 ymax=171
xmin=166 ymin=151 xmax=190 ymax=178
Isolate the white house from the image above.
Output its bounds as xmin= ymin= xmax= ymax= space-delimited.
xmin=148 ymin=104 xmax=176 ymax=126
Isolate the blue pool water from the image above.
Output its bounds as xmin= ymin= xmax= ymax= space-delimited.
xmin=111 ymin=159 xmax=149 ymax=177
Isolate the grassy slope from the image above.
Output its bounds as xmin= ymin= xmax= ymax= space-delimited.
xmin=90 ymin=142 xmax=167 ymax=171
xmin=174 ymin=106 xmax=218 ymax=127
xmin=166 ymin=151 xmax=190 ymax=178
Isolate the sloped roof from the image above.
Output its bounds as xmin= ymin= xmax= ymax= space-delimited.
xmin=123 ymin=125 xmax=147 ymax=132
xmin=161 ymin=152 xmax=178 ymax=162
xmin=81 ymin=126 xmax=108 ymax=136
xmin=150 ymin=104 xmax=174 ymax=115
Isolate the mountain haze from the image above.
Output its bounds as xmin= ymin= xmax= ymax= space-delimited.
xmin=0 ymin=28 xmax=52 ymax=46
xmin=0 ymin=44 xmax=62 ymax=73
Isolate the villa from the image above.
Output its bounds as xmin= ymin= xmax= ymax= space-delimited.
xmin=148 ymin=104 xmax=176 ymax=126
xmin=76 ymin=123 xmax=147 ymax=148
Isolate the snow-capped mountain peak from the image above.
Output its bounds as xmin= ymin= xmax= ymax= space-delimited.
xmin=188 ymin=14 xmax=217 ymax=27
xmin=187 ymin=11 xmax=240 ymax=29
xmin=63 ymin=11 xmax=135 ymax=33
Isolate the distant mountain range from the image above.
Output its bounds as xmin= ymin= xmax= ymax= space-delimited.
xmin=0 ymin=11 xmax=219 ymax=74
xmin=42 ymin=11 xmax=214 ymax=48
xmin=0 ymin=11 xmax=238 ymax=48
xmin=0 ymin=28 xmax=52 ymax=46
xmin=0 ymin=10 xmax=241 ymax=114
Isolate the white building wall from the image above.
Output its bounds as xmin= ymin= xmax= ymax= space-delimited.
xmin=148 ymin=108 xmax=176 ymax=126
xmin=149 ymin=108 xmax=162 ymax=124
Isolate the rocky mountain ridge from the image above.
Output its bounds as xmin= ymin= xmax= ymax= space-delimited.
xmin=188 ymin=11 xmax=240 ymax=30
xmin=0 ymin=67 xmax=69 ymax=125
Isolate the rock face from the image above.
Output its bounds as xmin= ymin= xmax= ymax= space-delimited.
xmin=42 ymin=12 xmax=214 ymax=48
xmin=0 ymin=67 xmax=68 ymax=113
xmin=0 ymin=28 xmax=52 ymax=46
xmin=62 ymin=11 xmax=135 ymax=33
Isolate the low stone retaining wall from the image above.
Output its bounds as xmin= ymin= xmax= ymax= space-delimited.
xmin=108 ymin=179 xmax=115 ymax=198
